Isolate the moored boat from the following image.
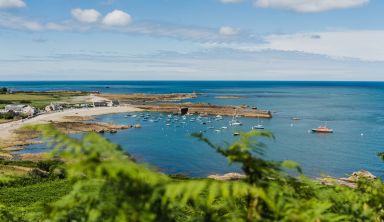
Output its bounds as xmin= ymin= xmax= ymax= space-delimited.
xmin=252 ymin=124 xmax=264 ymax=130
xmin=312 ymin=126 xmax=333 ymax=133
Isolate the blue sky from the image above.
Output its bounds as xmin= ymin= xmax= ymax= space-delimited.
xmin=1 ymin=0 xmax=384 ymax=80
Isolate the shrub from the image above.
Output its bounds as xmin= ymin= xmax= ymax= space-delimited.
xmin=1 ymin=125 xmax=383 ymax=221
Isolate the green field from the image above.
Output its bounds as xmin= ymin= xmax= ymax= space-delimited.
xmin=0 ymin=91 xmax=89 ymax=109
xmin=0 ymin=179 xmax=71 ymax=220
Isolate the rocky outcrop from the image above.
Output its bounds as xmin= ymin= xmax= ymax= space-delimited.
xmin=319 ymin=170 xmax=377 ymax=188
xmin=133 ymin=103 xmax=272 ymax=118
xmin=208 ymin=173 xmax=246 ymax=181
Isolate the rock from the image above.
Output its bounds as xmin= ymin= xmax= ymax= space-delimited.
xmin=347 ymin=170 xmax=377 ymax=181
xmin=29 ymin=168 xmax=49 ymax=178
xmin=319 ymin=170 xmax=377 ymax=189
xmin=208 ymin=173 xmax=245 ymax=181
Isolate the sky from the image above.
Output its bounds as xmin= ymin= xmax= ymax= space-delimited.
xmin=0 ymin=0 xmax=384 ymax=80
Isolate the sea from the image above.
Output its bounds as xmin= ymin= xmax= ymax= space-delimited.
xmin=1 ymin=81 xmax=384 ymax=178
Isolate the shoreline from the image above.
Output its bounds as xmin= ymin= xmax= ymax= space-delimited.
xmin=0 ymin=105 xmax=143 ymax=143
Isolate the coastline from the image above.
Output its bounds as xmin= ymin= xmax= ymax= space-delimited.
xmin=0 ymin=105 xmax=142 ymax=143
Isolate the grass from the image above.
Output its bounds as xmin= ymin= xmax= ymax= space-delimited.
xmin=0 ymin=91 xmax=89 ymax=109
xmin=0 ymin=179 xmax=72 ymax=220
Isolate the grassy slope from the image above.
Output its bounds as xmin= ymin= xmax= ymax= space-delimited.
xmin=0 ymin=91 xmax=89 ymax=109
xmin=0 ymin=180 xmax=71 ymax=219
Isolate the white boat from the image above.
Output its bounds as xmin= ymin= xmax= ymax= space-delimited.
xmin=229 ymin=120 xmax=242 ymax=126
xmin=252 ymin=117 xmax=264 ymax=129
xmin=221 ymin=126 xmax=228 ymax=129
xmin=252 ymin=124 xmax=264 ymax=130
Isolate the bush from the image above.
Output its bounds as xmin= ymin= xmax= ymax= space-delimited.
xmin=1 ymin=125 xmax=383 ymax=221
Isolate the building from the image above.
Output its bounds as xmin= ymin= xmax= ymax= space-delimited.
xmin=93 ymin=101 xmax=109 ymax=107
xmin=5 ymin=105 xmax=36 ymax=116
xmin=45 ymin=103 xmax=63 ymax=112
xmin=109 ymin=100 xmax=120 ymax=107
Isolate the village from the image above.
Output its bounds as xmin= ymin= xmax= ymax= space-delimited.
xmin=0 ymin=97 xmax=120 ymax=121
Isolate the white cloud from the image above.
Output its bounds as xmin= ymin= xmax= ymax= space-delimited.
xmin=0 ymin=13 xmax=43 ymax=31
xmin=221 ymin=0 xmax=242 ymax=4
xmin=219 ymin=26 xmax=239 ymax=36
xmin=254 ymin=0 xmax=369 ymax=13
xmin=205 ymin=30 xmax=384 ymax=61
xmin=71 ymin=8 xmax=101 ymax=23
xmin=0 ymin=0 xmax=25 ymax=8
xmin=102 ymin=10 xmax=132 ymax=26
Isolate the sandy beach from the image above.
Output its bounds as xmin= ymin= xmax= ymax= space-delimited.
xmin=0 ymin=105 xmax=142 ymax=141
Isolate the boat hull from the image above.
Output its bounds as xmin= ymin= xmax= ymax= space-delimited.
xmin=312 ymin=129 xmax=333 ymax=133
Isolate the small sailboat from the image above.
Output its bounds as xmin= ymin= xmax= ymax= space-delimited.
xmin=215 ymin=115 xmax=223 ymax=120
xmin=229 ymin=110 xmax=242 ymax=126
xmin=252 ymin=117 xmax=264 ymax=130
xmin=252 ymin=124 xmax=264 ymax=130
xmin=230 ymin=121 xmax=242 ymax=126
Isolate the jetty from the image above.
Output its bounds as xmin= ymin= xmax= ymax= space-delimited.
xmin=132 ymin=103 xmax=272 ymax=118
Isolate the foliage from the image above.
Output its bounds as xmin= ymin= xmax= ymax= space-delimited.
xmin=0 ymin=180 xmax=72 ymax=221
xmin=0 ymin=125 xmax=383 ymax=221
xmin=0 ymin=87 xmax=8 ymax=94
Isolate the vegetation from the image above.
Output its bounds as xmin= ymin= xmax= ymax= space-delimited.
xmin=0 ymin=125 xmax=383 ymax=221
xmin=0 ymin=91 xmax=89 ymax=109
xmin=0 ymin=88 xmax=8 ymax=94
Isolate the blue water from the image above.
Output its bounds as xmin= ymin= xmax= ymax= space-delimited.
xmin=4 ymin=81 xmax=384 ymax=178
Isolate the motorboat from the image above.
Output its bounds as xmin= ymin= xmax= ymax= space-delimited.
xmin=312 ymin=126 xmax=333 ymax=133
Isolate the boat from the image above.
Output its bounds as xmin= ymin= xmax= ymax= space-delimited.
xmin=229 ymin=110 xmax=242 ymax=126
xmin=252 ymin=124 xmax=264 ymax=130
xmin=215 ymin=115 xmax=223 ymax=120
xmin=311 ymin=126 xmax=333 ymax=133
xmin=229 ymin=120 xmax=242 ymax=126
xmin=221 ymin=126 xmax=228 ymax=129
xmin=292 ymin=117 xmax=301 ymax=121
xmin=233 ymin=132 xmax=240 ymax=136
xmin=252 ymin=117 xmax=264 ymax=129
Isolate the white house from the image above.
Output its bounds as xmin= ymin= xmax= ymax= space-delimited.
xmin=45 ymin=103 xmax=63 ymax=112
xmin=5 ymin=105 xmax=37 ymax=116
